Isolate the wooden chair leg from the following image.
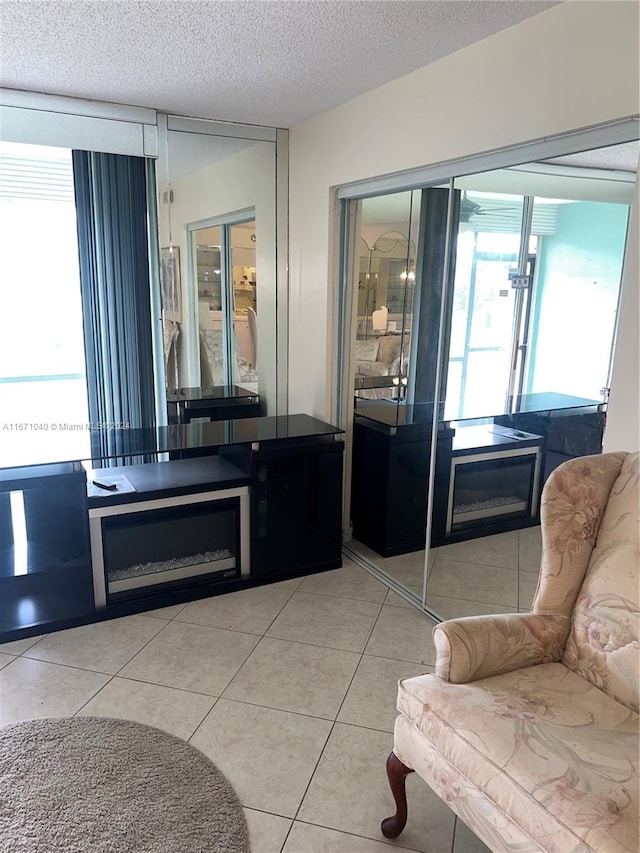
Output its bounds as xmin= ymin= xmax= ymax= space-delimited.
xmin=381 ymin=751 xmax=414 ymax=838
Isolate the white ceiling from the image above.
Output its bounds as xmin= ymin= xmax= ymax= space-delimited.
xmin=544 ymin=141 xmax=640 ymax=173
xmin=0 ymin=0 xmax=559 ymax=129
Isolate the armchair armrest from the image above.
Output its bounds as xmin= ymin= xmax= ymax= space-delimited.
xmin=433 ymin=613 xmax=571 ymax=684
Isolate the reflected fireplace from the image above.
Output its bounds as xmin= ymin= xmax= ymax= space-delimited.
xmin=446 ymin=444 xmax=542 ymax=535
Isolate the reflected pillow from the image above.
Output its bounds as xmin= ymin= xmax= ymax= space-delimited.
xmin=354 ymin=340 xmax=380 ymax=362
xmin=377 ymin=335 xmax=402 ymax=365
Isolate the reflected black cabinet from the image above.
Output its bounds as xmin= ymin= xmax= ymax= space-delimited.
xmin=351 ymin=415 xmax=453 ymax=558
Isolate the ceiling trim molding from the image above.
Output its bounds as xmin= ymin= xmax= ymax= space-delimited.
xmin=337 ymin=116 xmax=640 ymax=200
xmin=0 ymin=87 xmax=156 ymax=125
xmin=167 ymin=115 xmax=276 ymax=143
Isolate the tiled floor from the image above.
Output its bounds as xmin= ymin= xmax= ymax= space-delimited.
xmin=351 ymin=527 xmax=542 ymax=619
xmin=0 ymin=560 xmax=490 ymax=852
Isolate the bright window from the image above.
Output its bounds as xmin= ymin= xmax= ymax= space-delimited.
xmin=0 ymin=141 xmax=89 ymax=465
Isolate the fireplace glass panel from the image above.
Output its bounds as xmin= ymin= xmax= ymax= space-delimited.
xmin=448 ymin=452 xmax=540 ymax=533
xmin=102 ymin=498 xmax=239 ymax=598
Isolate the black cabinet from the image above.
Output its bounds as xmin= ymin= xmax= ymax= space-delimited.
xmin=494 ymin=395 xmax=605 ymax=482
xmin=0 ymin=462 xmax=93 ymax=639
xmin=222 ymin=435 xmax=344 ymax=578
xmin=167 ymin=385 xmax=261 ymax=425
xmin=0 ymin=415 xmax=344 ymax=642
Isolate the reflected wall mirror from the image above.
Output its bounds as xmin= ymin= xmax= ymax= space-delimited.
xmin=341 ymin=134 xmax=639 ymax=621
xmin=156 ymin=118 xmax=284 ymax=418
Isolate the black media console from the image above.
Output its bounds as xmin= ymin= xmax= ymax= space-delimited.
xmin=0 ymin=414 xmax=344 ymax=642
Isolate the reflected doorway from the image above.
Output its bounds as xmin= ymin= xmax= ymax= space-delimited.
xmin=191 ymin=214 xmax=258 ymax=392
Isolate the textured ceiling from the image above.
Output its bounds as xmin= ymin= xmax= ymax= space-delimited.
xmin=0 ymin=0 xmax=558 ymax=128
xmin=544 ymin=141 xmax=640 ymax=173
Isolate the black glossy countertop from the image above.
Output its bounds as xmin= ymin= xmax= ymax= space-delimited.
xmin=166 ymin=385 xmax=259 ymax=403
xmin=0 ymin=414 xmax=344 ymax=472
xmin=510 ymin=392 xmax=604 ymax=413
xmin=355 ymin=391 xmax=604 ymax=432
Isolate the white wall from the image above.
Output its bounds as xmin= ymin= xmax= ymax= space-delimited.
xmin=605 ymin=175 xmax=640 ymax=452
xmin=159 ymin=141 xmax=277 ymax=411
xmin=288 ymin=0 xmax=640 ymax=435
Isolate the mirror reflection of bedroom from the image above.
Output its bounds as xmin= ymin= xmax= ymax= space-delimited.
xmin=345 ymin=139 xmax=638 ymax=620
xmin=196 ymin=220 xmax=258 ymax=392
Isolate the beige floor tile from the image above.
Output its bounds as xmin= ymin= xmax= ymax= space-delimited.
xmin=365 ymin=606 xmax=437 ymax=666
xmin=453 ymin=817 xmax=491 ymax=852
xmin=384 ymin=589 xmax=419 ymax=609
xmin=0 ymin=653 xmax=16 ymax=671
xmin=0 ymin=634 xmax=45 ymax=655
xmin=0 ymin=657 xmax=109 ymax=725
xmin=283 ymin=821 xmax=423 ymax=852
xmin=382 ymin=566 xmax=425 ymax=592
xmin=119 ymin=620 xmax=259 ymax=695
xmin=518 ymin=573 xmax=539 ymax=611
xmin=298 ymin=563 xmax=388 ymax=603
xmin=190 ymin=699 xmax=332 ymax=817
xmin=348 ymin=544 xmax=437 ymax=590
xmin=337 ymin=655 xmax=429 ymax=733
xmin=77 ymin=676 xmax=216 ymax=740
xmin=23 ymin=614 xmax=167 ymax=675
xmin=298 ymin=724 xmax=455 ymax=853
xmin=518 ymin=527 xmax=543 ymax=573
xmin=437 ymin=532 xmax=518 ymax=569
xmin=266 ymin=592 xmax=381 ymax=653
xmin=518 ymin=525 xmax=542 ymax=548
xmin=245 ymin=809 xmax=292 ymax=853
xmin=427 ymin=557 xmax=518 ymax=608
xmin=425 ymin=594 xmax=513 ymax=621
xmin=224 ymin=637 xmax=359 ymax=719
xmin=145 ymin=602 xmax=188 ymax=619
xmin=175 ymin=580 xmax=300 ymax=635
xmin=377 ymin=552 xmax=434 ymax=591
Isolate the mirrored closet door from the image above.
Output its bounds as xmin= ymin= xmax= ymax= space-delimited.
xmin=341 ymin=135 xmax=638 ymax=620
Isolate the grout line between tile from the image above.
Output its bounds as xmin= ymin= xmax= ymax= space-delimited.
xmin=166 ymin=617 xmax=267 ymax=638
xmin=291 ymin=587 xmax=388 ymax=605
xmin=108 ymin=674 xmax=222 ymax=699
xmin=74 ymin=674 xmax=116 ymax=716
xmin=187 ymin=695 xmax=221 ymax=744
xmin=291 ymin=817 xmax=425 ymax=852
xmin=289 ymin=597 xmax=386 ymax=825
xmin=16 ymin=655 xmax=117 ymax=678
xmin=109 ymin=616 xmax=174 ymax=678
xmin=256 ymin=582 xmax=309 ymax=638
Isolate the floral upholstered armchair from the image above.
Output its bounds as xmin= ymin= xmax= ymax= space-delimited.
xmin=382 ymin=452 xmax=639 ymax=853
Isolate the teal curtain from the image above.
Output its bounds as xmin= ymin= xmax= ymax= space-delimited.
xmin=72 ymin=152 xmax=156 ymax=461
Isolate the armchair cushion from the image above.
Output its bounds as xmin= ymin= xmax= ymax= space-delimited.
xmin=535 ymin=452 xmax=626 ymax=615
xmin=397 ymin=663 xmax=639 ymax=853
xmin=563 ymin=452 xmax=639 ymax=712
xmin=434 ymin=613 xmax=570 ymax=684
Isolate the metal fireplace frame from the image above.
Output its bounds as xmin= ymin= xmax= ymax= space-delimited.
xmin=89 ymin=487 xmax=250 ymax=608
xmin=445 ymin=446 xmax=542 ymax=535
